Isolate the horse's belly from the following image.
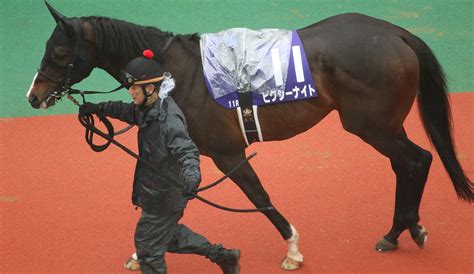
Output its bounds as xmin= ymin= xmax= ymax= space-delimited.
xmin=256 ymin=96 xmax=334 ymax=141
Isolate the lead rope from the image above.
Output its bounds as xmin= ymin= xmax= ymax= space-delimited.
xmin=67 ymin=92 xmax=130 ymax=152
xmin=79 ymin=112 xmax=115 ymax=152
xmin=68 ymin=95 xmax=273 ymax=213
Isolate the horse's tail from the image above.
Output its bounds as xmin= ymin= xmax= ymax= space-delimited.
xmin=402 ymin=34 xmax=473 ymax=203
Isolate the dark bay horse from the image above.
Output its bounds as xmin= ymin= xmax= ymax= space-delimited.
xmin=27 ymin=3 xmax=473 ymax=270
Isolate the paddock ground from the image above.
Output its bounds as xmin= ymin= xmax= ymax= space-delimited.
xmin=1 ymin=93 xmax=473 ymax=273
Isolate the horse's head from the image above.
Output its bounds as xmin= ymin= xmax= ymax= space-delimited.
xmin=27 ymin=2 xmax=94 ymax=109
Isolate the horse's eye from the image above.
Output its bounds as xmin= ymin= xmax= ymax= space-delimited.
xmin=51 ymin=51 xmax=69 ymax=65
xmin=54 ymin=54 xmax=66 ymax=60
xmin=52 ymin=47 xmax=69 ymax=61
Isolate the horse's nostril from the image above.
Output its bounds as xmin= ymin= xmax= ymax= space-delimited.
xmin=28 ymin=95 xmax=38 ymax=103
xmin=28 ymin=95 xmax=40 ymax=107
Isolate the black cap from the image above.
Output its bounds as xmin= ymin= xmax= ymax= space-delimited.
xmin=121 ymin=49 xmax=164 ymax=87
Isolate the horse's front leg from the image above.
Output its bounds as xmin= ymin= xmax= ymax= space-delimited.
xmin=212 ymin=151 xmax=303 ymax=271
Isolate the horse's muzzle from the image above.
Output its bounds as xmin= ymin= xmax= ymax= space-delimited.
xmin=28 ymin=94 xmax=55 ymax=109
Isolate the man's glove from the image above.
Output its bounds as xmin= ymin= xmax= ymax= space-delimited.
xmin=183 ymin=178 xmax=200 ymax=199
xmin=79 ymin=102 xmax=102 ymax=116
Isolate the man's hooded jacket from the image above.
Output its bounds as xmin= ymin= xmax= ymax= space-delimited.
xmin=99 ymin=97 xmax=200 ymax=214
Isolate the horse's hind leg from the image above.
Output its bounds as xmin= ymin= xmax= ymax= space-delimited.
xmin=376 ymin=129 xmax=432 ymax=252
xmin=342 ymin=121 xmax=432 ymax=251
xmin=212 ymin=151 xmax=303 ymax=270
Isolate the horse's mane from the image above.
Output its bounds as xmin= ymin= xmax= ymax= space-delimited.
xmin=83 ymin=16 xmax=200 ymax=62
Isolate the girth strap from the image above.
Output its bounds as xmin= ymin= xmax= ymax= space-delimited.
xmin=237 ymin=92 xmax=263 ymax=146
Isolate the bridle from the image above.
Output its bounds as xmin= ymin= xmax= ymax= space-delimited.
xmin=37 ymin=18 xmax=98 ymax=105
xmin=37 ymin=20 xmax=176 ymax=106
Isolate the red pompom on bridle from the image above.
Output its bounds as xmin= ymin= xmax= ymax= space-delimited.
xmin=143 ymin=49 xmax=154 ymax=59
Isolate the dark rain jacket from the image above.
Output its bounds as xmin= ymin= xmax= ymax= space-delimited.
xmin=99 ymin=97 xmax=201 ymax=214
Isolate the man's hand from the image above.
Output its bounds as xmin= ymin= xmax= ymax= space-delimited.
xmin=79 ymin=102 xmax=101 ymax=116
xmin=183 ymin=178 xmax=200 ymax=199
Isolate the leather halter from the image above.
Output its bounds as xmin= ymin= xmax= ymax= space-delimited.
xmin=37 ymin=18 xmax=91 ymax=103
xmin=37 ymin=22 xmax=174 ymax=104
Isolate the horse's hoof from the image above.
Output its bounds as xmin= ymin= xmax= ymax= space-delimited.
xmin=375 ymin=237 xmax=398 ymax=252
xmin=281 ymin=256 xmax=302 ymax=271
xmin=124 ymin=253 xmax=140 ymax=271
xmin=412 ymin=226 xmax=428 ymax=249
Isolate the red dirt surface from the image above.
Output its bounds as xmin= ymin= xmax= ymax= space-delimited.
xmin=1 ymin=93 xmax=472 ymax=273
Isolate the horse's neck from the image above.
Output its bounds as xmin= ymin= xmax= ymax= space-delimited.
xmin=83 ymin=19 xmax=201 ymax=103
xmin=81 ymin=22 xmax=124 ymax=81
xmin=83 ymin=18 xmax=172 ymax=81
xmin=92 ymin=46 xmax=196 ymax=98
xmin=95 ymin=53 xmax=127 ymax=83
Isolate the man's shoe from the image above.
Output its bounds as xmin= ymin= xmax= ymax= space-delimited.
xmin=216 ymin=249 xmax=240 ymax=274
xmin=124 ymin=253 xmax=140 ymax=271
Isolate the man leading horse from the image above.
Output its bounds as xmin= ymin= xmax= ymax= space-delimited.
xmin=80 ymin=50 xmax=240 ymax=274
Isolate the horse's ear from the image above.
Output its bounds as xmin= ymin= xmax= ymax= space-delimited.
xmin=45 ymin=1 xmax=75 ymax=38
xmin=45 ymin=1 xmax=65 ymax=24
xmin=59 ymin=20 xmax=76 ymax=38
